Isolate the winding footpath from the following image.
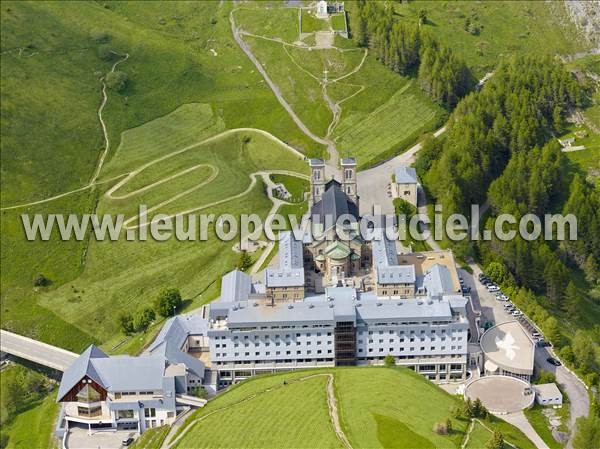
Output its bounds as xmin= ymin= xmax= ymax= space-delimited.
xmin=90 ymin=52 xmax=129 ymax=184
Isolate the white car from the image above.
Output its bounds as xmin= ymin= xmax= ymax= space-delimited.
xmin=487 ymin=285 xmax=500 ymax=292
xmin=496 ymin=294 xmax=509 ymax=301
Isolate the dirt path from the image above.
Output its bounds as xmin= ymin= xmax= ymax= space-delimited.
xmin=1 ymin=127 xmax=306 ymax=211
xmin=90 ymin=52 xmax=129 ymax=184
xmin=164 ymin=373 xmax=352 ymax=449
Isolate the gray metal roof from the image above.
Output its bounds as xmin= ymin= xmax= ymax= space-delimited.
xmin=310 ymin=180 xmax=359 ymax=226
xmin=265 ymin=231 xmax=305 ymax=288
xmin=395 ymin=166 xmax=418 ymax=184
xmin=309 ymin=159 xmax=325 ymax=167
xmin=372 ymin=234 xmax=398 ymax=268
xmin=90 ymin=355 xmax=166 ymax=392
xmin=423 ymin=264 xmax=455 ymax=297
xmin=57 ymin=345 xmax=108 ymax=401
xmin=341 ymin=157 xmax=356 ymax=166
xmin=377 ymin=265 xmax=416 ymax=285
xmin=220 ymin=269 xmax=253 ymax=302
xmin=216 ymin=286 xmax=457 ymax=328
xmin=357 ymin=298 xmax=451 ymax=321
xmin=150 ymin=341 xmax=205 ymax=380
xmin=147 ymin=315 xmax=208 ymax=353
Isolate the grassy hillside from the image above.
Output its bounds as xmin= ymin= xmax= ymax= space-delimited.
xmin=35 ymin=104 xmax=307 ymax=347
xmin=0 ymin=1 xmax=319 ymax=351
xmin=390 ymin=1 xmax=589 ymax=78
xmin=233 ymin=5 xmax=445 ymax=168
xmin=172 ymin=367 xmax=536 ymax=449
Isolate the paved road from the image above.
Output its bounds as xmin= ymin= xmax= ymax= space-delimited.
xmin=0 ymin=330 xmax=78 ymax=371
xmin=501 ymin=413 xmax=550 ymax=449
xmin=357 ymin=126 xmax=446 ymax=217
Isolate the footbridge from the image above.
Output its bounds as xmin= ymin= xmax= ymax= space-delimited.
xmin=0 ymin=330 xmax=78 ymax=371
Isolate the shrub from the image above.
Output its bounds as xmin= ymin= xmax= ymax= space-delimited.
xmin=118 ymin=313 xmax=135 ymax=335
xmin=486 ymin=430 xmax=504 ymax=449
xmin=33 ymin=273 xmax=50 ymax=287
xmin=237 ymin=250 xmax=253 ymax=272
xmin=105 ymin=71 xmax=128 ymax=92
xmin=384 ymin=354 xmax=395 ymax=367
xmin=434 ymin=421 xmax=449 ymax=435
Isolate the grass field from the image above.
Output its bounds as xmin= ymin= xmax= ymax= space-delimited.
xmin=301 ymin=9 xmax=330 ymax=34
xmin=2 ymin=392 xmax=59 ymax=449
xmin=270 ymin=174 xmax=309 ymax=202
xmin=131 ymin=425 xmax=169 ymax=449
xmin=172 ymin=367 xmax=536 ymax=449
xmin=334 ymin=77 xmax=444 ymax=168
xmin=331 ymin=13 xmax=346 ymax=33
xmin=389 ymin=1 xmax=590 ymax=78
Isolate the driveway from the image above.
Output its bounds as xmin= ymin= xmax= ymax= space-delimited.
xmin=66 ymin=427 xmax=137 ymax=449
xmin=356 ymin=126 xmax=446 ymax=217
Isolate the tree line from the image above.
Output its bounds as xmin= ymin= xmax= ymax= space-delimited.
xmin=350 ymin=0 xmax=474 ymax=108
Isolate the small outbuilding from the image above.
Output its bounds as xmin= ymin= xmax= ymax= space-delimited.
xmin=393 ymin=166 xmax=418 ymax=207
xmin=534 ymin=383 xmax=563 ymax=406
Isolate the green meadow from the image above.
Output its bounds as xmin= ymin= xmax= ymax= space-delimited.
xmin=173 ymin=367 xmax=536 ymax=449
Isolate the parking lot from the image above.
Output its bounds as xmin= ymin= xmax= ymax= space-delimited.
xmin=65 ymin=426 xmax=137 ymax=449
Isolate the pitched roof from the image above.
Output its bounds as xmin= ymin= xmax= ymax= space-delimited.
xmin=310 ymin=180 xmax=359 ymax=225
xmin=220 ymin=269 xmax=253 ymax=302
xmin=423 ymin=264 xmax=455 ymax=297
xmin=56 ymin=345 xmax=108 ymax=401
xmin=147 ymin=315 xmax=208 ymax=353
xmin=395 ymin=166 xmax=418 ymax=184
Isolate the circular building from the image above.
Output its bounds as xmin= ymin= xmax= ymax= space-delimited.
xmin=465 ymin=375 xmax=535 ymax=414
xmin=480 ymin=320 xmax=535 ymax=381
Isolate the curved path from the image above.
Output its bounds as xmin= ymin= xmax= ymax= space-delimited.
xmin=164 ymin=373 xmax=352 ymax=449
xmin=90 ymin=52 xmax=129 ymax=184
xmin=1 ymin=127 xmax=307 ymax=211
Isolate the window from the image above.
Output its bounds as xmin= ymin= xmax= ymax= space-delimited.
xmin=78 ymin=405 xmax=102 ymax=417
xmin=117 ymin=410 xmax=134 ymax=419
xmin=76 ymin=384 xmax=102 ymax=403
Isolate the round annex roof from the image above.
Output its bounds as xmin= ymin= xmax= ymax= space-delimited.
xmin=464 ymin=376 xmax=535 ymax=414
xmin=480 ymin=321 xmax=534 ymax=376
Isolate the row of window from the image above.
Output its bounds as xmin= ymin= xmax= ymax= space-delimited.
xmin=214 ymin=349 xmax=333 ymax=358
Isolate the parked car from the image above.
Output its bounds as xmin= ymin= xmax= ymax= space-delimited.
xmin=487 ymin=285 xmax=500 ymax=292
xmin=462 ymin=286 xmax=471 ymax=294
xmin=532 ymin=332 xmax=541 ymax=338
xmin=547 ymin=357 xmax=561 ymax=367
xmin=496 ymin=294 xmax=509 ymax=301
xmin=537 ymin=339 xmax=551 ymax=347
xmin=122 ymin=437 xmax=135 ymax=447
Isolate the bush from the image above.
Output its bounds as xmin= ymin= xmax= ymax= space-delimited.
xmin=237 ymin=250 xmax=253 ymax=272
xmin=134 ymin=307 xmax=156 ymax=331
xmin=105 ymin=71 xmax=128 ymax=92
xmin=155 ymin=287 xmax=183 ymax=318
xmin=191 ymin=386 xmax=208 ymax=399
xmin=433 ymin=422 xmax=448 ymax=435
xmin=534 ymin=370 xmax=556 ymax=385
xmin=118 ymin=313 xmax=135 ymax=335
xmin=384 ymin=354 xmax=395 ymax=367
xmin=33 ymin=273 xmax=50 ymax=287
xmin=486 ymin=430 xmax=504 ymax=449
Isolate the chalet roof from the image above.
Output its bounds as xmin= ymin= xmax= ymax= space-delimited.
xmin=56 ymin=345 xmax=108 ymax=401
